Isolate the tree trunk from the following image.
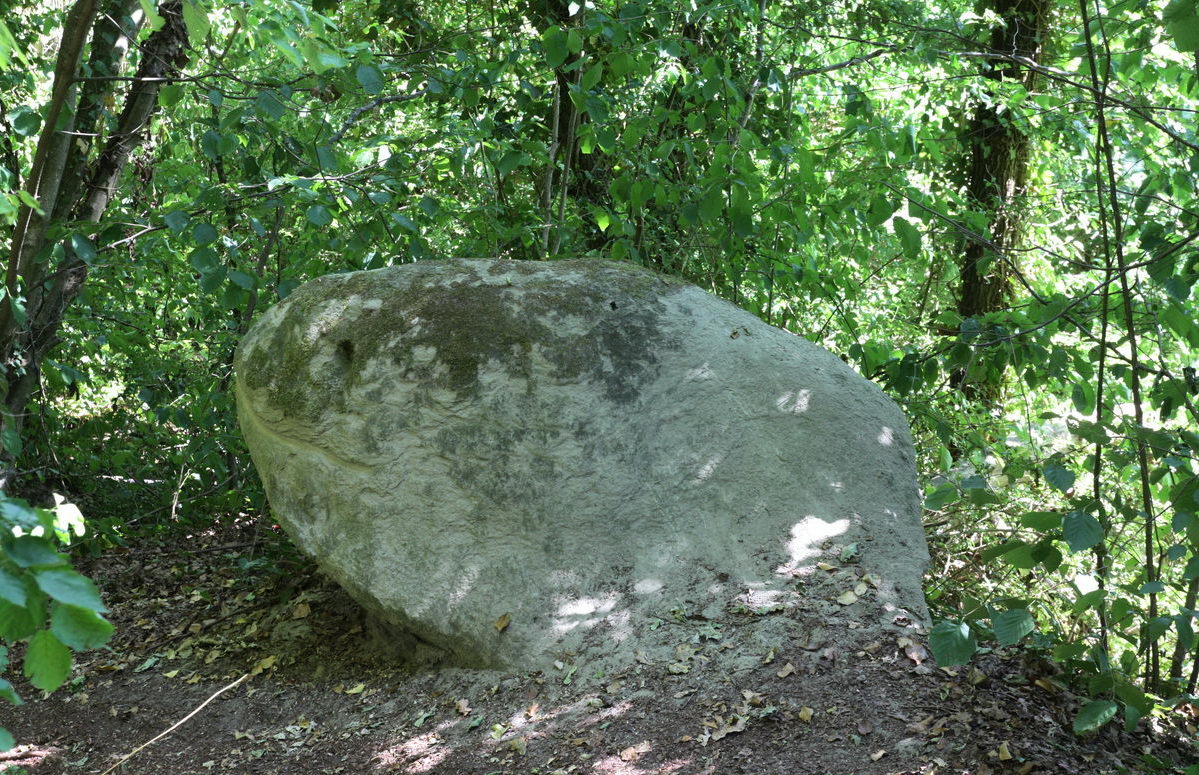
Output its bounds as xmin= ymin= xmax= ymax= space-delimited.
xmin=954 ymin=0 xmax=1049 ymax=401
xmin=0 ymin=0 xmax=188 ymax=485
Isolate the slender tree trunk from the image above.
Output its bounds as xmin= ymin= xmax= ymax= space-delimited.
xmin=954 ymin=0 xmax=1049 ymax=401
xmin=1 ymin=0 xmax=100 ymax=345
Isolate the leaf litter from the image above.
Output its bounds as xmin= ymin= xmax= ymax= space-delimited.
xmin=2 ymin=525 xmax=1195 ymax=775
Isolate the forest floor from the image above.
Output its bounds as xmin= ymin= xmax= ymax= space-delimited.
xmin=2 ymin=521 xmax=1196 ymax=775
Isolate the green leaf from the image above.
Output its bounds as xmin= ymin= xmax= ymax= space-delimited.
xmin=255 ymin=90 xmax=286 ymax=120
xmin=50 ymin=604 xmax=113 ymax=650
xmin=182 ymin=0 xmax=211 ymax=51
xmin=1067 ymin=418 xmax=1109 ymax=444
xmin=542 ymin=26 xmax=569 ymax=68
xmin=923 ymin=484 xmax=959 ymax=510
xmin=1073 ymin=700 xmax=1118 ymax=734
xmin=34 ymin=568 xmax=106 ymax=612
xmin=391 ymin=213 xmax=418 ymax=233
xmin=188 ymin=247 xmax=219 ymax=274
xmin=199 ymin=266 xmax=226 ymax=293
xmin=0 ymin=566 xmax=25 ymax=606
xmin=11 ymin=105 xmax=40 ymax=137
xmin=164 ymin=210 xmax=190 ymax=234
xmin=228 ymin=270 xmax=255 ymax=290
xmin=1043 ymin=462 xmax=1075 ymax=493
xmin=306 ymin=205 xmax=333 ymax=227
xmin=159 ymin=83 xmax=183 ymax=107
xmin=0 ymin=499 xmax=40 ymax=530
xmin=992 ymin=608 xmax=1035 ymax=646
xmin=866 ymin=195 xmax=895 ymax=226
xmin=0 ymin=675 xmax=20 ymax=705
xmin=582 ymin=63 xmax=603 ymax=90
xmin=23 ymin=630 xmax=71 ymax=692
xmin=0 ymin=594 xmax=41 ymax=641
xmin=1062 ymin=511 xmax=1103 ymax=553
xmin=495 ymin=151 xmax=526 ymax=176
xmin=929 ymin=620 xmax=976 ymax=666
xmin=0 ymin=726 xmax=12 ymax=752
xmin=1021 ymin=511 xmax=1061 ymax=531
xmin=192 ymin=222 xmax=218 ymax=246
xmin=356 ymin=64 xmax=384 ymax=94
xmin=729 ymin=188 xmax=754 ymax=236
xmin=3 ymin=536 xmax=66 ymax=568
xmin=1164 ymin=0 xmax=1199 ymax=52
xmin=1072 ymin=589 xmax=1106 ymax=613
xmin=69 ymin=233 xmax=96 ymax=264
xmin=698 ymin=189 xmax=723 ymax=222
xmin=893 ymin=217 xmax=921 ymax=258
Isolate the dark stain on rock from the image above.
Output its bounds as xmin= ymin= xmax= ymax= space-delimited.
xmin=236 ymin=259 xmax=685 ymax=426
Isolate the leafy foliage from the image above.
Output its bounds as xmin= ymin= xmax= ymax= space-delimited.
xmin=2 ymin=0 xmax=1198 ymax=745
xmin=0 ymin=495 xmax=111 ymax=747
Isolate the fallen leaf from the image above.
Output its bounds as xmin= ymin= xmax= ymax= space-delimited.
xmin=901 ymin=639 xmax=929 ymax=665
xmin=857 ymin=719 xmax=873 ymax=735
xmin=250 ymin=655 xmax=277 ymax=676
xmin=494 ymin=613 xmax=512 ymax=632
xmin=704 ymin=714 xmax=747 ymax=743
xmin=456 ymin=699 xmax=472 ymax=716
xmin=997 ymin=741 xmax=1013 ymax=761
xmin=854 ymin=581 xmax=868 ymax=596
xmin=816 ymin=562 xmax=836 ymax=571
xmin=776 ymin=662 xmax=795 ymax=678
xmin=292 ymin=602 xmax=310 ymax=619
xmin=509 ymin=736 xmax=527 ymax=755
xmin=870 ymin=749 xmax=886 ymax=761
xmin=163 ymin=670 xmax=180 ymax=678
xmin=741 ymin=690 xmax=764 ymax=706
xmin=345 ymin=682 xmax=366 ymax=695
xmin=836 ymin=590 xmax=858 ymax=605
xmin=619 ymin=741 xmax=651 ymax=762
xmin=798 ymin=707 xmax=814 ymax=723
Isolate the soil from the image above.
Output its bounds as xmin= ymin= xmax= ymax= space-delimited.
xmin=1 ymin=523 xmax=1195 ymax=775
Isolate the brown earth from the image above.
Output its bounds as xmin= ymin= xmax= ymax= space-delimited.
xmin=1 ymin=524 xmax=1195 ymax=775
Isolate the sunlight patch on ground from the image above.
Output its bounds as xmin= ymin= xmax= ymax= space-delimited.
xmin=373 ymin=731 xmax=448 ymax=773
xmin=591 ymin=751 xmax=692 ymax=774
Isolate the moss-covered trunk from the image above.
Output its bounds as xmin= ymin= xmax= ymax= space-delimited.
xmin=953 ymin=0 xmax=1049 ymax=403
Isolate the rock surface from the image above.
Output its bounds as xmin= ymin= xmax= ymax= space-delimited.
xmin=234 ymin=259 xmax=929 ymax=669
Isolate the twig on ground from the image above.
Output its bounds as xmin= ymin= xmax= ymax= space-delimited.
xmin=99 ymin=673 xmax=250 ymax=775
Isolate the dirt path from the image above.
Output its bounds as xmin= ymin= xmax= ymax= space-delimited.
xmin=2 ymin=529 xmax=1193 ymax=774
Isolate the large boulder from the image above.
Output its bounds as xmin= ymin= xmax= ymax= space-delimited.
xmin=235 ymin=259 xmax=929 ymax=669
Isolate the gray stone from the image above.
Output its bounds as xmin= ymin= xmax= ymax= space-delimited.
xmin=234 ymin=259 xmax=928 ymax=670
